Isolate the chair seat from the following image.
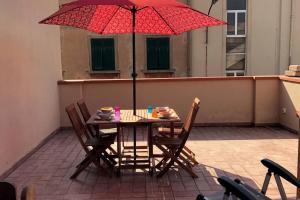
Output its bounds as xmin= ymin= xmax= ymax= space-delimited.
xmin=85 ymin=135 xmax=115 ymax=147
xmin=99 ymin=128 xmax=117 ymax=135
xmin=158 ymin=127 xmax=181 ymax=135
xmin=153 ymin=135 xmax=182 ymax=146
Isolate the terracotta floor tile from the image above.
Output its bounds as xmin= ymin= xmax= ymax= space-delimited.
xmin=3 ymin=127 xmax=298 ymax=199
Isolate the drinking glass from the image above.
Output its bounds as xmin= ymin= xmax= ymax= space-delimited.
xmin=147 ymin=105 xmax=153 ymax=114
xmin=152 ymin=108 xmax=158 ymax=118
xmin=114 ymin=106 xmax=120 ymax=120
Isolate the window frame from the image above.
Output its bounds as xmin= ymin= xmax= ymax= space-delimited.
xmin=88 ymin=36 xmax=118 ymax=73
xmin=226 ymin=70 xmax=245 ymax=76
xmin=226 ymin=10 xmax=247 ymax=38
xmin=145 ymin=36 xmax=171 ymax=71
xmin=226 ymin=0 xmax=247 ymax=76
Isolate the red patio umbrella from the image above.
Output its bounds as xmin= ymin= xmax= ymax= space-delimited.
xmin=40 ymin=0 xmax=225 ymax=168
xmin=40 ymin=0 xmax=225 ymax=115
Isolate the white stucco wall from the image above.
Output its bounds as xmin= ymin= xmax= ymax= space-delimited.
xmin=0 ymin=0 xmax=62 ymax=175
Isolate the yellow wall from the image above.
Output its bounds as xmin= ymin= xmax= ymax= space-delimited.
xmin=0 ymin=0 xmax=62 ymax=175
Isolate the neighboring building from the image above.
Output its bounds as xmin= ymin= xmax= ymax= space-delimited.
xmin=59 ymin=0 xmax=300 ymax=79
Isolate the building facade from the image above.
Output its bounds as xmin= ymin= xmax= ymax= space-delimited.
xmin=59 ymin=0 xmax=300 ymax=79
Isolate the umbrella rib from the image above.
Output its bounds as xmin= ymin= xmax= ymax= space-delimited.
xmin=152 ymin=8 xmax=176 ymax=35
xmin=187 ymin=7 xmax=227 ymax=25
xmin=99 ymin=6 xmax=122 ymax=34
xmin=136 ymin=6 xmax=148 ymax=12
xmin=119 ymin=5 xmax=131 ymax=11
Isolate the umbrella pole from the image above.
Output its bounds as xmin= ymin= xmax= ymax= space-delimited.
xmin=132 ymin=8 xmax=137 ymax=116
xmin=132 ymin=7 xmax=137 ymax=168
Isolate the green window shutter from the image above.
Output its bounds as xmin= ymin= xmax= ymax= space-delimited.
xmin=158 ymin=38 xmax=170 ymax=70
xmin=147 ymin=38 xmax=158 ymax=70
xmin=147 ymin=37 xmax=170 ymax=70
xmin=91 ymin=38 xmax=115 ymax=71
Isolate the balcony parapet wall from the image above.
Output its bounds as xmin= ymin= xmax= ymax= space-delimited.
xmin=58 ymin=76 xmax=300 ymax=132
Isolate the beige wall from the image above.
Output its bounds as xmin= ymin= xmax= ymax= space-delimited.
xmin=280 ymin=80 xmax=300 ymax=131
xmin=58 ymin=0 xmax=300 ymax=79
xmin=189 ymin=0 xmax=226 ymax=77
xmin=291 ymin=0 xmax=300 ymax=65
xmin=190 ymin=0 xmax=300 ymax=77
xmin=254 ymin=79 xmax=280 ymax=124
xmin=0 ymin=1 xmax=62 ymax=175
xmin=59 ymin=0 xmax=189 ymax=80
xmin=60 ymin=28 xmax=188 ymax=79
xmin=59 ymin=77 xmax=281 ymax=127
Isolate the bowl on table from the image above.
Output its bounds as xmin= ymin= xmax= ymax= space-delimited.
xmin=96 ymin=107 xmax=114 ymax=120
xmin=159 ymin=111 xmax=172 ymax=119
xmin=100 ymin=107 xmax=113 ymax=113
xmin=157 ymin=107 xmax=170 ymax=112
xmin=96 ymin=112 xmax=113 ymax=120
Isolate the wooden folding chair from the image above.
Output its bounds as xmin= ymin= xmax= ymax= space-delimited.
xmin=21 ymin=185 xmax=36 ymax=200
xmin=77 ymin=99 xmax=118 ymax=154
xmin=66 ymin=104 xmax=116 ymax=179
xmin=153 ymin=98 xmax=200 ymax=178
xmin=0 ymin=182 xmax=16 ymax=200
xmin=157 ymin=100 xmax=200 ymax=166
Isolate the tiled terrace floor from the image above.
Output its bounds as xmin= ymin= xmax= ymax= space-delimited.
xmin=3 ymin=127 xmax=299 ymax=200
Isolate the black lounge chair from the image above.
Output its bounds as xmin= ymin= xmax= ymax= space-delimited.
xmin=196 ymin=158 xmax=299 ymax=200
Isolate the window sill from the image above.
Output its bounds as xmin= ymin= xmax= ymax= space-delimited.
xmin=89 ymin=70 xmax=120 ymax=75
xmin=142 ymin=69 xmax=175 ymax=74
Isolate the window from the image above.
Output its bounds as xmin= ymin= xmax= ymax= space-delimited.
xmin=90 ymin=38 xmax=115 ymax=71
xmin=147 ymin=37 xmax=170 ymax=70
xmin=226 ymin=70 xmax=245 ymax=76
xmin=226 ymin=0 xmax=247 ymax=76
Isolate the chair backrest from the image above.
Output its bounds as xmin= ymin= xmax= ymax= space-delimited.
xmin=77 ymin=99 xmax=96 ymax=135
xmin=0 ymin=182 xmax=16 ymax=200
xmin=182 ymin=97 xmax=200 ymax=134
xmin=175 ymin=98 xmax=200 ymax=156
xmin=77 ymin=99 xmax=91 ymax=123
xmin=21 ymin=185 xmax=35 ymax=200
xmin=66 ymin=103 xmax=91 ymax=153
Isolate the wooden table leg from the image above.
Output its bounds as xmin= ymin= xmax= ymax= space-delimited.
xmin=170 ymin=122 xmax=175 ymax=137
xmin=148 ymin=124 xmax=154 ymax=175
xmin=117 ymin=125 xmax=121 ymax=176
xmin=95 ymin=125 xmax=100 ymax=138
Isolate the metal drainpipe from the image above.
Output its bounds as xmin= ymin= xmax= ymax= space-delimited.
xmin=289 ymin=0 xmax=294 ymax=65
xmin=277 ymin=0 xmax=282 ymax=75
xmin=205 ymin=0 xmax=219 ymax=77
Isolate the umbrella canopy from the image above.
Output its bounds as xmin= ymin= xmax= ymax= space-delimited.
xmin=40 ymin=0 xmax=225 ymax=35
xmin=40 ymin=0 xmax=225 ymax=115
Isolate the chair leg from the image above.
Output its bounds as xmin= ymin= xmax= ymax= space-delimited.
xmin=99 ymin=152 xmax=114 ymax=168
xmin=156 ymin=156 xmax=170 ymax=169
xmin=182 ymin=148 xmax=199 ymax=165
xmin=71 ymin=154 xmax=94 ymax=179
xmin=157 ymin=159 xmax=175 ymax=178
xmin=103 ymin=150 xmax=117 ymax=165
xmin=155 ymin=143 xmax=197 ymax=178
xmin=174 ymin=158 xmax=198 ymax=178
xmin=108 ymin=146 xmax=118 ymax=155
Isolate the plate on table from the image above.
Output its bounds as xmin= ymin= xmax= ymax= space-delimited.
xmin=157 ymin=107 xmax=170 ymax=112
xmin=158 ymin=110 xmax=174 ymax=119
xmin=94 ymin=114 xmax=113 ymax=121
